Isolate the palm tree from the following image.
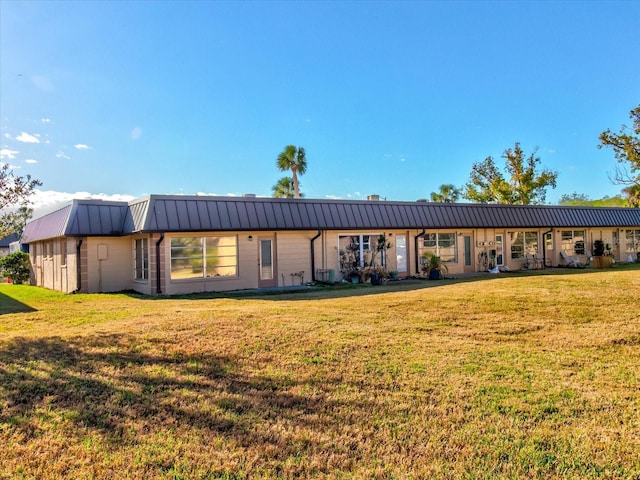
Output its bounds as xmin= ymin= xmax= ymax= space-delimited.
xmin=272 ymin=177 xmax=304 ymax=198
xmin=430 ymin=184 xmax=461 ymax=203
xmin=276 ymin=145 xmax=307 ymax=199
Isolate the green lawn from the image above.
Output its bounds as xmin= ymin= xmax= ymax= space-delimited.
xmin=1 ymin=266 xmax=639 ymax=479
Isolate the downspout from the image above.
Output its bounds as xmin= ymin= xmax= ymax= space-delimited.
xmin=75 ymin=238 xmax=83 ymax=293
xmin=414 ymin=229 xmax=426 ymax=274
xmin=542 ymin=228 xmax=553 ymax=268
xmin=156 ymin=233 xmax=165 ymax=294
xmin=75 ymin=238 xmax=84 ymax=293
xmin=310 ymin=230 xmax=322 ymax=282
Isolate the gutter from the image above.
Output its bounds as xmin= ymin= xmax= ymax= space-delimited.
xmin=156 ymin=233 xmax=165 ymax=294
xmin=414 ymin=229 xmax=426 ymax=274
xmin=310 ymin=230 xmax=322 ymax=282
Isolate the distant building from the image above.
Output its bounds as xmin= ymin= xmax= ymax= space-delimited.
xmin=0 ymin=233 xmax=20 ymax=257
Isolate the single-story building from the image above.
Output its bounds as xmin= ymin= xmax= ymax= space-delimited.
xmin=21 ymin=194 xmax=640 ymax=295
xmin=0 ymin=233 xmax=20 ymax=257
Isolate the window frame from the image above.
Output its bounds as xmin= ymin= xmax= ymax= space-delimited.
xmin=561 ymin=230 xmax=586 ymax=256
xmin=422 ymin=232 xmax=457 ymax=263
xmin=133 ymin=238 xmax=149 ymax=281
xmin=509 ymin=231 xmax=539 ymax=260
xmin=169 ymin=235 xmax=238 ymax=281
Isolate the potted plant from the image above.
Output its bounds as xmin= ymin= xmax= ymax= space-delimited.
xmin=421 ymin=252 xmax=448 ymax=280
xmin=590 ymin=239 xmax=613 ymax=269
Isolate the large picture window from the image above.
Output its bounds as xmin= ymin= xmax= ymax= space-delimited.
xmin=338 ymin=234 xmax=387 ymax=271
xmin=134 ymin=238 xmax=148 ymax=280
xmin=509 ymin=231 xmax=538 ymax=259
xmin=561 ymin=230 xmax=585 ymax=256
xmin=170 ymin=236 xmax=238 ymax=280
xmin=422 ymin=232 xmax=457 ymax=262
xmin=624 ymin=229 xmax=640 ymax=254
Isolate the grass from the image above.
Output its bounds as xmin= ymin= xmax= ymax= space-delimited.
xmin=1 ymin=266 xmax=639 ymax=479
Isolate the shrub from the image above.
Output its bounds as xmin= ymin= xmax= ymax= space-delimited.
xmin=0 ymin=251 xmax=31 ymax=284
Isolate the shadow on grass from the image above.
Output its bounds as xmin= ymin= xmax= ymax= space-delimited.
xmin=124 ymin=263 xmax=640 ymax=303
xmin=0 ymin=291 xmax=37 ymax=315
xmin=0 ymin=335 xmax=362 ymax=460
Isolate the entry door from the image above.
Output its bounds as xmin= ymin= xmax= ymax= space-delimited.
xmin=396 ymin=235 xmax=407 ymax=274
xmin=463 ymin=235 xmax=474 ymax=273
xmin=495 ymin=234 xmax=504 ymax=267
xmin=258 ymin=237 xmax=277 ymax=288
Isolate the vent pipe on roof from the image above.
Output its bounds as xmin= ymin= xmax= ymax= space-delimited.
xmin=416 ymin=198 xmax=428 ymax=203
xmin=367 ymin=194 xmax=380 ymax=201
xmin=243 ymin=194 xmax=256 ymax=198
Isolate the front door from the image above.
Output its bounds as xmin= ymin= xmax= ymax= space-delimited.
xmin=258 ymin=237 xmax=277 ymax=288
xmin=463 ymin=235 xmax=474 ymax=273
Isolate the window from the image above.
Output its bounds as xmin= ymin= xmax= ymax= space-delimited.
xmin=624 ymin=229 xmax=640 ymax=254
xmin=561 ymin=230 xmax=585 ymax=255
xmin=509 ymin=231 xmax=538 ymax=259
xmin=45 ymin=241 xmax=54 ymax=259
xmin=422 ymin=232 xmax=457 ymax=262
xmin=134 ymin=238 xmax=149 ymax=280
xmin=338 ymin=234 xmax=386 ymax=271
xmin=170 ymin=236 xmax=237 ymax=280
xmin=61 ymin=240 xmax=67 ymax=267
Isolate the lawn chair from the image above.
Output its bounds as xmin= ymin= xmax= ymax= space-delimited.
xmin=560 ymin=250 xmax=581 ymax=268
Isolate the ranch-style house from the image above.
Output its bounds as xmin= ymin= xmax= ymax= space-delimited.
xmin=21 ymin=194 xmax=640 ymax=295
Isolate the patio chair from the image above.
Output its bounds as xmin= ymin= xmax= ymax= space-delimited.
xmin=560 ymin=250 xmax=581 ymax=268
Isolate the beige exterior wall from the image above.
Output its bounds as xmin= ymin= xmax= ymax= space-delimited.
xmin=29 ymin=238 xmax=78 ymax=293
xmin=25 ymin=225 xmax=640 ymax=295
xmin=85 ymin=237 xmax=133 ymax=293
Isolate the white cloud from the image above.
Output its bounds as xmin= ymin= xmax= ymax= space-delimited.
xmin=32 ymin=75 xmax=54 ymax=92
xmin=56 ymin=151 xmax=70 ymax=160
xmin=41 ymin=118 xmax=51 ymax=123
xmin=74 ymin=144 xmax=90 ymax=150
xmin=31 ymin=190 xmax=137 ymax=214
xmin=25 ymin=159 xmax=38 ymax=164
xmin=16 ymin=131 xmax=40 ymax=143
xmin=0 ymin=148 xmax=19 ymax=159
xmin=4 ymin=133 xmax=11 ymax=139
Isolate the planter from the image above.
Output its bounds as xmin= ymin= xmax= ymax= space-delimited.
xmin=428 ymin=270 xmax=441 ymax=280
xmin=590 ymin=256 xmax=613 ymax=269
xmin=389 ymin=271 xmax=398 ymax=280
xmin=350 ymin=274 xmax=360 ymax=284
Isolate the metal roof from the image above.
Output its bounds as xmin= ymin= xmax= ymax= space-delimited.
xmin=21 ymin=195 xmax=640 ymax=243
xmin=130 ymin=195 xmax=640 ymax=233
xmin=22 ymin=200 xmax=129 ymax=242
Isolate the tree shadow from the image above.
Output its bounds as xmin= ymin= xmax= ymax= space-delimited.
xmin=0 ymin=334 xmax=370 ymax=467
xmin=0 ymin=290 xmax=37 ymax=315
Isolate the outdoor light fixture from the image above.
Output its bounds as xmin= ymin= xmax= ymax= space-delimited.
xmin=248 ymin=235 xmax=253 ymax=241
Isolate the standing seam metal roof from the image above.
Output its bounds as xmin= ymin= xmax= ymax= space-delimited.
xmin=21 ymin=195 xmax=640 ymax=243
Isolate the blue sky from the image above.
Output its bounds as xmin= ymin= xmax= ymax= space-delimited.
xmin=1 ymin=0 xmax=639 ymax=210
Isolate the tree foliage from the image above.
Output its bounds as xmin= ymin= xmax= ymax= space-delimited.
xmin=464 ymin=143 xmax=558 ymax=205
xmin=599 ymin=104 xmax=640 ymax=207
xmin=1 ymin=163 xmax=42 ymax=237
xmin=558 ymin=192 xmax=627 ymax=207
xmin=430 ymin=184 xmax=461 ymax=203
xmin=272 ymin=177 xmax=304 ymax=198
xmin=276 ymin=145 xmax=307 ymax=199
xmin=0 ymin=251 xmax=31 ymax=284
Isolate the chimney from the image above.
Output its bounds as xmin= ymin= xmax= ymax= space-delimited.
xmin=243 ymin=194 xmax=256 ymax=198
xmin=367 ymin=194 xmax=380 ymax=201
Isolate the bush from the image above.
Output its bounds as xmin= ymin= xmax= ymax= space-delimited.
xmin=0 ymin=251 xmax=31 ymax=284
xmin=593 ymin=239 xmax=605 ymax=256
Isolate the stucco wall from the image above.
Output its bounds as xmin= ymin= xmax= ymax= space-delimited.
xmin=85 ymin=237 xmax=132 ymax=293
